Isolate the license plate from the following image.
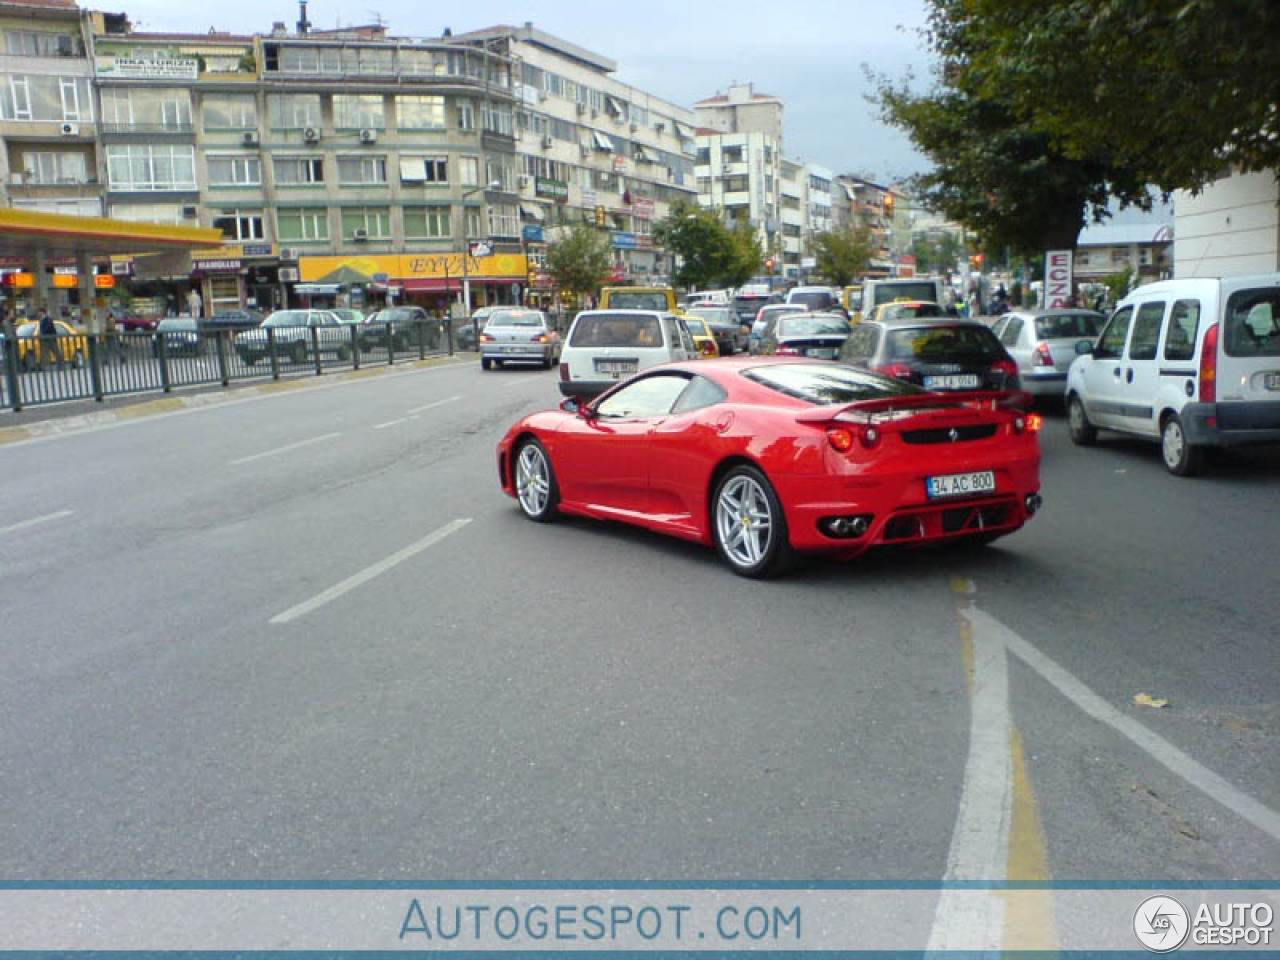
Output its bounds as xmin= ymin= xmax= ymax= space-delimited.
xmin=804 ymin=347 xmax=837 ymax=359
xmin=926 ymin=470 xmax=996 ymax=499
xmin=1265 ymin=372 xmax=1280 ymax=391
xmin=504 ymin=345 xmax=524 ymax=352
xmin=596 ymin=360 xmax=637 ymax=376
xmin=924 ymin=374 xmax=980 ymax=389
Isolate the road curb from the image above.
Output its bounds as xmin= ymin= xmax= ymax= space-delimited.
xmin=0 ymin=354 xmax=471 ymax=446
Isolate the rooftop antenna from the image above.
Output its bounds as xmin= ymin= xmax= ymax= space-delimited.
xmin=297 ymin=0 xmax=311 ymax=34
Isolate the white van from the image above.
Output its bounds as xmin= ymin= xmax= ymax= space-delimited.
xmin=1065 ymin=273 xmax=1280 ymax=475
xmin=862 ymin=277 xmax=946 ymax=317
xmin=558 ymin=309 xmax=696 ymax=399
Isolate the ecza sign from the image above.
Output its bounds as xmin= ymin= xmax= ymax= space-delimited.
xmin=1044 ymin=249 xmax=1073 ymax=308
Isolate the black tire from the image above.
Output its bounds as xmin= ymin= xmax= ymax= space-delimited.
xmin=1067 ymin=395 xmax=1097 ymax=446
xmin=1161 ymin=413 xmax=1203 ymax=476
xmin=481 ymin=357 xmax=492 ymax=370
xmin=290 ymin=342 xmax=307 ymax=364
xmin=336 ymin=344 xmax=351 ymax=361
xmin=513 ymin=438 xmax=559 ymax=522
xmin=711 ymin=464 xmax=794 ymax=578
xmin=495 ymin=359 xmax=505 ymax=369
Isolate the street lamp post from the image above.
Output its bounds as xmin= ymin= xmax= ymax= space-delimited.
xmin=460 ymin=180 xmax=501 ymax=317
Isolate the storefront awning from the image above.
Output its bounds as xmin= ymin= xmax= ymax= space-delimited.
xmin=520 ymin=204 xmax=545 ymax=222
xmin=592 ymin=130 xmax=614 ymax=152
xmin=294 ymin=283 xmax=343 ymax=295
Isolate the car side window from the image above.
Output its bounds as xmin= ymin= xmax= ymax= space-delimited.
xmin=1095 ymin=307 xmax=1133 ymax=359
xmin=1128 ymin=302 xmax=1166 ymax=361
xmin=840 ymin=325 xmax=878 ymax=361
xmin=594 ymin=373 xmax=690 ymax=419
xmin=671 ymin=375 xmax=727 ymax=414
xmin=1164 ymin=299 xmax=1200 ymax=361
xmin=999 ymin=318 xmax=1022 ymax=346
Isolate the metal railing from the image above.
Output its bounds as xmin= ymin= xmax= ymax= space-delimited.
xmin=1 ymin=319 xmax=464 ymax=412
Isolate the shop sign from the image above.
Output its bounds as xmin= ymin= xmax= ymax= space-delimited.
xmin=522 ymin=225 xmax=545 ymax=244
xmin=2 ymin=272 xmax=35 ymax=288
xmin=298 ymin=253 xmax=529 ymax=284
xmin=97 ymin=56 xmax=198 ymax=80
xmin=95 ymin=275 xmax=116 ymax=289
xmin=193 ymin=259 xmax=243 ymax=272
xmin=633 ymin=197 xmax=655 ymax=219
xmin=611 ymin=232 xmax=638 ymax=250
xmin=534 ymin=177 xmax=568 ymax=202
xmin=242 ymin=244 xmax=275 ymax=258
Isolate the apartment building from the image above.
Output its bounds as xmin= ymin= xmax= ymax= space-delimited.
xmin=454 ymin=23 xmax=698 ymax=285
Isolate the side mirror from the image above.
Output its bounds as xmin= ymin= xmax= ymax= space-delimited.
xmin=1074 ymin=339 xmax=1094 ymax=356
xmin=560 ymin=397 xmax=593 ymax=417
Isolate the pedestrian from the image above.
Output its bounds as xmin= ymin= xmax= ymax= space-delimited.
xmin=105 ymin=308 xmax=123 ymax=365
xmin=38 ymin=308 xmax=62 ymax=371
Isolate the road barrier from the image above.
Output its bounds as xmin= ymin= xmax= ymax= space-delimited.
xmin=0 ymin=319 xmax=466 ymax=412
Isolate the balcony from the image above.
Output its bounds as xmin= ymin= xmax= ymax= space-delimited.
xmin=99 ymin=123 xmax=196 ymax=140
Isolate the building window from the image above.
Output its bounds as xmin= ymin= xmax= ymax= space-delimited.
xmin=403 ymin=207 xmax=451 ymax=238
xmin=333 ymin=94 xmax=385 ymax=130
xmin=487 ymin=203 xmax=519 ymax=239
xmin=336 ymin=155 xmax=387 ymax=184
xmin=203 ymin=94 xmax=257 ymax=130
xmin=274 ymin=156 xmax=324 ymax=184
xmin=481 ymin=101 xmax=513 ymax=136
xmin=278 ymin=46 xmax=341 ymax=74
xmin=109 ymin=203 xmax=184 ymax=224
xmin=458 ymin=155 xmax=480 ymax=187
xmin=3 ymin=75 xmax=94 ymax=122
xmin=341 ymin=206 xmax=391 ymax=239
xmin=397 ymin=95 xmax=446 ymax=130
xmin=485 ymin=156 xmax=514 ymax=191
xmin=101 ymin=87 xmax=191 ymax=128
xmin=207 ymin=154 xmax=261 ymax=186
xmin=213 ymin=209 xmax=265 ymax=241
xmin=105 ymin=144 xmax=197 ymax=191
xmin=464 ymin=209 xmax=482 ymax=238
xmin=21 ymin=151 xmax=88 ymax=184
xmin=398 ymin=156 xmax=447 ymax=183
xmin=455 ymin=100 xmax=475 ymax=131
xmin=5 ymin=30 xmax=78 ymax=57
xmin=277 ymin=207 xmax=329 ymax=241
xmin=268 ymin=94 xmax=321 ymax=129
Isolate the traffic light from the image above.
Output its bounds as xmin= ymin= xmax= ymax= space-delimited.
xmin=594 ymin=205 xmax=607 ymax=228
xmin=884 ymin=193 xmax=895 ymax=215
xmin=765 ymin=258 xmax=775 ymax=273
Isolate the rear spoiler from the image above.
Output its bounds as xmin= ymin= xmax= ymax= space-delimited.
xmin=794 ymin=390 xmax=1033 ymax=424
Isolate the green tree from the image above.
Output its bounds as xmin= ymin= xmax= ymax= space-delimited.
xmin=724 ymin=219 xmax=764 ymax=288
xmin=954 ymin=0 xmax=1280 ymax=193
xmin=545 ymin=223 xmax=612 ymax=305
xmin=653 ymin=202 xmax=736 ymax=289
xmin=911 ymin=231 xmax=962 ymax=275
xmin=811 ymin=225 xmax=877 ymax=287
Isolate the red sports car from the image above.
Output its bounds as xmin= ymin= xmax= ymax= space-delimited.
xmin=496 ymin=357 xmax=1043 ymax=577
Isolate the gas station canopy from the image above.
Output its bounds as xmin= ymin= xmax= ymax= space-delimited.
xmin=0 ymin=208 xmax=223 ymax=262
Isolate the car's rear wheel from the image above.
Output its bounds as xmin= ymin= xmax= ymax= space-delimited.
xmin=1161 ymin=413 xmax=1202 ymax=476
xmin=515 ymin=439 xmax=558 ymax=521
xmin=336 ymin=344 xmax=351 ymax=361
xmin=481 ymin=357 xmax=492 ymax=370
xmin=1067 ymin=395 xmax=1097 ymax=446
xmin=712 ymin=465 xmax=793 ymax=578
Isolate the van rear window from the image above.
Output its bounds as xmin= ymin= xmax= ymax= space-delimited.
xmin=571 ymin=314 xmax=664 ymax=348
xmin=1224 ymin=290 xmax=1280 ymax=357
xmin=607 ymin=292 xmax=668 ymax=311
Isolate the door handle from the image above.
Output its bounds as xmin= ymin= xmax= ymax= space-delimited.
xmin=1113 ymin=365 xmax=1122 ymax=377
xmin=1126 ymin=368 xmax=1134 ymax=384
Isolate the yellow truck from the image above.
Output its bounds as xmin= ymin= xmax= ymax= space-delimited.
xmin=599 ymin=286 xmax=680 ymax=314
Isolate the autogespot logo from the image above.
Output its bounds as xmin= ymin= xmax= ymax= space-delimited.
xmin=1134 ymin=895 xmax=1191 ymax=952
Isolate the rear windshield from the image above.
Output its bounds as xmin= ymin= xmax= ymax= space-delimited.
xmin=777 ymin=315 xmax=851 ymax=337
xmin=886 ymin=325 xmax=1004 ymax=362
xmin=745 ymin=363 xmax=926 ymax=404
xmin=1224 ymin=289 xmax=1280 ymax=357
xmin=607 ymin=292 xmax=669 ymax=311
xmin=158 ymin=318 xmax=197 ymax=331
xmin=870 ymin=282 xmax=938 ymax=306
xmin=487 ymin=310 xmax=544 ymax=328
xmin=788 ymin=291 xmax=836 ymax=310
xmin=1035 ymin=313 xmax=1101 ymax=339
xmin=688 ymin=307 xmax=734 ymax=325
xmin=570 ymin=313 xmax=665 ymax=348
xmin=879 ymin=302 xmax=943 ymax=322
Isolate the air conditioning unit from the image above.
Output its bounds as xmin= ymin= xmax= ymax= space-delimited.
xmin=242 ymin=131 xmax=259 ymax=146
xmin=575 ymin=102 xmax=587 ymax=115
xmin=59 ymin=122 xmax=79 ymax=136
xmin=302 ymin=126 xmax=321 ymax=143
xmin=352 ymin=228 xmax=369 ymax=241
xmin=181 ymin=204 xmax=198 ymax=219
xmin=278 ymin=267 xmax=300 ymax=282
xmin=655 ymin=122 xmax=666 ymax=132
xmin=517 ymin=175 xmax=531 ymax=188
xmin=278 ymin=247 xmax=301 ymax=262
xmin=359 ymin=128 xmax=377 ymax=144
xmin=540 ymin=135 xmax=553 ymax=150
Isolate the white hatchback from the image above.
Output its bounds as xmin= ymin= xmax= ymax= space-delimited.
xmin=558 ymin=310 xmax=696 ymax=399
xmin=1065 ymin=273 xmax=1280 ymax=475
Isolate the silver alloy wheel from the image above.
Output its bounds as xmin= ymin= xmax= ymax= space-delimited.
xmin=715 ymin=474 xmax=774 ymax=569
xmin=1162 ymin=417 xmax=1185 ymax=469
xmin=516 ymin=443 xmax=551 ymax=517
xmin=1069 ymin=399 xmax=1086 ymax=433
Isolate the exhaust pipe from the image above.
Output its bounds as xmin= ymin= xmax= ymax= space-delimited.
xmin=850 ymin=516 xmax=870 ymax=536
xmin=1024 ymin=492 xmax=1042 ymax=516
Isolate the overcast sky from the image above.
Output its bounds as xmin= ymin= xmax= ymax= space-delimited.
xmin=121 ymin=0 xmax=935 ymax=182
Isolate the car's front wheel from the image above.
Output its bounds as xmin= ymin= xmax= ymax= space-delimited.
xmin=1161 ymin=413 xmax=1202 ymax=476
xmin=515 ymin=438 xmax=559 ymax=522
xmin=1067 ymin=395 xmax=1097 ymax=446
xmin=712 ymin=464 xmax=793 ymax=578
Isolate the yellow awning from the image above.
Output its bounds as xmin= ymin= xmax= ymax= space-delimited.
xmin=178 ymin=46 xmax=248 ymax=56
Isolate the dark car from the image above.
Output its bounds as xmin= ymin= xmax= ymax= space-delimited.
xmin=837 ymin=319 xmax=1021 ymax=392
xmin=203 ymin=308 xmax=265 ymax=331
xmin=759 ymin=312 xmax=852 ymax=360
xmin=363 ymin=306 xmax=440 ymax=351
xmin=731 ymin=293 xmax=781 ymax=327
xmin=153 ymin=316 xmax=204 ymax=356
xmin=686 ymin=306 xmax=746 ymax=355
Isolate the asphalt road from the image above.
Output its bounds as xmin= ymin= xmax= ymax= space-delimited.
xmin=1 ymin=360 xmax=1277 ymax=886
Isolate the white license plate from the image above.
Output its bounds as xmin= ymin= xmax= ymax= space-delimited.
xmin=926 ymin=470 xmax=996 ymax=499
xmin=504 ymin=345 xmax=525 ymax=352
xmin=1265 ymin=372 xmax=1280 ymax=391
xmin=596 ymin=361 xmax=637 ymax=376
xmin=924 ymin=373 xmax=980 ymax=389
xmin=804 ymin=347 xmax=837 ymax=359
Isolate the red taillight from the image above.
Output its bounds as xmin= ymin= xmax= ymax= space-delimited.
xmin=479 ymin=333 xmax=495 ymax=343
xmin=992 ymin=358 xmax=1018 ymax=379
xmin=558 ymin=362 xmax=569 ymax=381
xmin=826 ymin=426 xmax=855 ymax=452
xmin=777 ymin=346 xmax=801 ymax=356
xmin=700 ymin=342 xmax=715 ymax=357
xmin=1014 ymin=412 xmax=1044 ymax=434
xmin=873 ymin=362 xmax=913 ymax=379
xmin=1199 ymin=322 xmax=1218 ymax=403
xmin=1034 ymin=343 xmax=1054 ymax=366
xmin=532 ymin=333 xmax=549 ymax=343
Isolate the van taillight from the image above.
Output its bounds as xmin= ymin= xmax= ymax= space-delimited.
xmin=1034 ymin=343 xmax=1054 ymax=366
xmin=559 ymin=362 xmax=569 ymax=381
xmin=1199 ymin=322 xmax=1218 ymax=403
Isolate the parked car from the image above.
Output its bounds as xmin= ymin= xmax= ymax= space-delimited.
xmin=499 ymin=357 xmax=1043 ymax=577
xmin=113 ymin=311 xmax=158 ymax=332
xmin=363 ymin=306 xmax=440 ymax=351
xmin=992 ymin=308 xmax=1104 ymax=400
xmin=558 ymin=309 xmax=697 ymax=398
xmin=749 ymin=304 xmax=807 ymax=354
xmin=685 ymin=306 xmax=746 ymax=354
xmin=233 ymin=309 xmax=351 ymax=365
xmin=480 ymin=308 xmax=561 ymax=369
xmin=837 ymin=319 xmax=1021 ymax=393
xmin=678 ymin=315 xmax=721 ymax=358
xmin=1065 ymin=273 xmax=1280 ymax=475
xmin=203 ymin=308 xmax=264 ymax=331
xmin=456 ymin=307 xmax=497 ymax=351
xmin=758 ymin=312 xmax=852 ymax=359
xmin=13 ymin=321 xmax=86 ymax=370
xmin=153 ymin=316 xmax=204 ymax=356
xmin=328 ymin=308 xmax=366 ymax=328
